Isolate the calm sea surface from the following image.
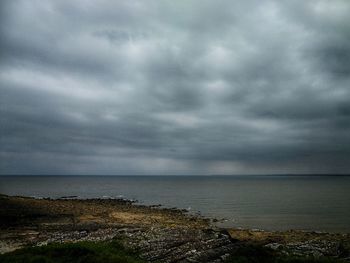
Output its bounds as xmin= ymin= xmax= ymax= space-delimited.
xmin=0 ymin=175 xmax=349 ymax=232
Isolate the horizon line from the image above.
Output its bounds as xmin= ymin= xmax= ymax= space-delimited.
xmin=1 ymin=173 xmax=350 ymax=177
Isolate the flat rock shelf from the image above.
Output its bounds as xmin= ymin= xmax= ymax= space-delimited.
xmin=1 ymin=194 xmax=349 ymax=262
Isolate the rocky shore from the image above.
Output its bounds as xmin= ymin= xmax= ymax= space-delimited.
xmin=1 ymin=194 xmax=349 ymax=262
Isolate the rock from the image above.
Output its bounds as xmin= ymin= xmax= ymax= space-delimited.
xmin=220 ymin=253 xmax=230 ymax=261
xmin=265 ymin=243 xmax=283 ymax=250
xmin=2 ymin=195 xmax=350 ymax=262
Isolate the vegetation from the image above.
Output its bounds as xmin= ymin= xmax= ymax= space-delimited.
xmin=0 ymin=240 xmax=146 ymax=263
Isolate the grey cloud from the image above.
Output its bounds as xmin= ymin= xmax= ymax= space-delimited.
xmin=1 ymin=0 xmax=350 ymax=175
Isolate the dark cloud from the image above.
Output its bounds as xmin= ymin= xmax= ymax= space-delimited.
xmin=1 ymin=0 xmax=350 ymax=175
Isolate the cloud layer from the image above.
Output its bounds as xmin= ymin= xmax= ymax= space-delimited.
xmin=1 ymin=0 xmax=350 ymax=175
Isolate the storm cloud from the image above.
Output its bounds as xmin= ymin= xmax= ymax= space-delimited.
xmin=1 ymin=0 xmax=350 ymax=175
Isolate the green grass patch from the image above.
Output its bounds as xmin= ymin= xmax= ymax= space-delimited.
xmin=0 ymin=240 xmax=146 ymax=263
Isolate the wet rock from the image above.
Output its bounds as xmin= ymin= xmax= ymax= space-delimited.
xmin=284 ymin=240 xmax=347 ymax=258
xmin=265 ymin=242 xmax=283 ymax=250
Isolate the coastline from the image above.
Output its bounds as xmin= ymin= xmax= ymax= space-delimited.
xmin=1 ymin=194 xmax=349 ymax=262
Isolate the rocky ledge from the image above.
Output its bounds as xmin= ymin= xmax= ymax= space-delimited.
xmin=1 ymin=194 xmax=349 ymax=262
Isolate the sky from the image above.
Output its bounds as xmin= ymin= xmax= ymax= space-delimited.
xmin=1 ymin=0 xmax=350 ymax=175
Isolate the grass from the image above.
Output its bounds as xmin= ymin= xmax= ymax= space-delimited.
xmin=0 ymin=240 xmax=146 ymax=263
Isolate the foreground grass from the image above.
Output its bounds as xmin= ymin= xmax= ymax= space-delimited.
xmin=0 ymin=240 xmax=146 ymax=263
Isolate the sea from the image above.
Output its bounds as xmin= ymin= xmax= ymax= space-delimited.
xmin=0 ymin=175 xmax=349 ymax=233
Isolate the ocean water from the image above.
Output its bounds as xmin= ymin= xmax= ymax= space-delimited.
xmin=0 ymin=175 xmax=349 ymax=232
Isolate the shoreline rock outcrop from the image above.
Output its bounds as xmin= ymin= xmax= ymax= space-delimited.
xmin=1 ymin=194 xmax=349 ymax=262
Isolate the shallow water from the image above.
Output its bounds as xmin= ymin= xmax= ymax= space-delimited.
xmin=0 ymin=175 xmax=349 ymax=232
